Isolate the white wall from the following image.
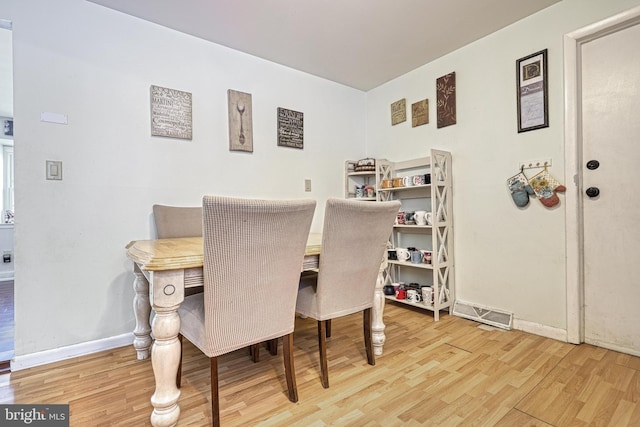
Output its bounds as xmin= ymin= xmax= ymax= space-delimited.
xmin=4 ymin=0 xmax=367 ymax=356
xmin=365 ymin=0 xmax=640 ymax=333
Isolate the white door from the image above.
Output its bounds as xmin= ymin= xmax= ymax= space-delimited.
xmin=581 ymin=22 xmax=640 ymax=355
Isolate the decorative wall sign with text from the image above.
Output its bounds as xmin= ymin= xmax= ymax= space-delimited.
xmin=517 ymin=49 xmax=548 ymax=132
xmin=436 ymin=72 xmax=456 ymax=128
xmin=277 ymin=107 xmax=304 ymax=149
xmin=412 ymin=99 xmax=429 ymax=127
xmin=391 ymin=98 xmax=407 ymax=125
xmin=150 ymin=85 xmax=192 ymax=140
xmin=228 ymin=89 xmax=253 ymax=152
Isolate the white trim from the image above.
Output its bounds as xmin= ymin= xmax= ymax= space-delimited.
xmin=513 ymin=318 xmax=568 ymax=343
xmin=564 ymin=5 xmax=640 ymax=346
xmin=0 ymin=272 xmax=13 ymax=280
xmin=11 ymin=333 xmax=134 ymax=371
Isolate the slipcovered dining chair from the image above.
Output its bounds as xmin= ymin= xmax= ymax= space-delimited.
xmin=152 ymin=204 xmax=203 ymax=239
xmin=153 ymin=204 xmax=203 ymax=296
xmin=177 ymin=195 xmax=316 ymax=426
xmin=296 ymin=198 xmax=400 ymax=388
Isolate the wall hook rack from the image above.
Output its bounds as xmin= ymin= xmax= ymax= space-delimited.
xmin=518 ymin=158 xmax=552 ymax=170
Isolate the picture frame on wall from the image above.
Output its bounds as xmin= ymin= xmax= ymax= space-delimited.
xmin=3 ymin=119 xmax=13 ymax=136
xmin=516 ymin=49 xmax=548 ymax=132
xmin=228 ymin=89 xmax=253 ymax=152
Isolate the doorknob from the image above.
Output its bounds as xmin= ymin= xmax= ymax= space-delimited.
xmin=586 ymin=187 xmax=600 ymax=198
xmin=586 ymin=160 xmax=600 ymax=170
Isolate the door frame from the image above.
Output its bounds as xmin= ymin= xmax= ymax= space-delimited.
xmin=564 ymin=5 xmax=640 ymax=345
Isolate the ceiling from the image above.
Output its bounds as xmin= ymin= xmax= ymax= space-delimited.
xmin=87 ymin=0 xmax=561 ymax=91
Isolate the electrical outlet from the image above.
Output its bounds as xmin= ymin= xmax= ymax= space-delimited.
xmin=304 ymin=179 xmax=311 ymax=192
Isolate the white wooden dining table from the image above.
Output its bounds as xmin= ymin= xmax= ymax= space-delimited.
xmin=126 ymin=232 xmax=388 ymax=427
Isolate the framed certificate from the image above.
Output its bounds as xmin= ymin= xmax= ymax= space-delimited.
xmin=517 ymin=49 xmax=548 ymax=133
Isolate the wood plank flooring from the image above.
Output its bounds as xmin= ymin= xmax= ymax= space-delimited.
xmin=1 ymin=302 xmax=638 ymax=426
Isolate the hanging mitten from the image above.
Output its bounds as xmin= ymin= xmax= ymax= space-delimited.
xmin=507 ymin=171 xmax=535 ymax=207
xmin=529 ymin=167 xmax=566 ymax=208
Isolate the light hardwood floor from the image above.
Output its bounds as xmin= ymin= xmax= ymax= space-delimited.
xmin=1 ymin=303 xmax=639 ymax=426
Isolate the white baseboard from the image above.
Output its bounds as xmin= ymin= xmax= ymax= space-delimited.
xmin=512 ymin=318 xmax=568 ymax=342
xmin=11 ymin=333 xmax=134 ymax=371
xmin=0 ymin=271 xmax=13 ymax=280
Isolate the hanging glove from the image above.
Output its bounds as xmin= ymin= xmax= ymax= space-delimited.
xmin=507 ymin=172 xmax=535 ymax=207
xmin=529 ymin=168 xmax=566 ymax=208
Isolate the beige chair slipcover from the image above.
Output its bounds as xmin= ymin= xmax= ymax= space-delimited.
xmin=153 ymin=204 xmax=204 ymax=297
xmin=152 ymin=204 xmax=203 ymax=239
xmin=177 ymin=195 xmax=316 ymax=426
xmin=296 ymin=198 xmax=400 ymax=388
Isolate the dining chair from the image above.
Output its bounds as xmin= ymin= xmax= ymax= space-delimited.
xmin=152 ymin=204 xmax=203 ymax=239
xmin=295 ymin=198 xmax=400 ymax=388
xmin=153 ymin=204 xmax=203 ymax=297
xmin=177 ymin=195 xmax=316 ymax=426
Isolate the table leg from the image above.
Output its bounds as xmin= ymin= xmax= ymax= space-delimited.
xmin=150 ymin=305 xmax=181 ymax=427
xmin=371 ymin=267 xmax=386 ymax=356
xmin=149 ymin=269 xmax=185 ymax=427
xmin=133 ymin=265 xmax=152 ymax=360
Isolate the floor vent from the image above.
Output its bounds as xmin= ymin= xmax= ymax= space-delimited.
xmin=453 ymin=300 xmax=513 ymax=330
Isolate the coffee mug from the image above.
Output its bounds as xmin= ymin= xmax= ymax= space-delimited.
xmin=421 ymin=250 xmax=432 ymax=264
xmin=387 ymin=249 xmax=398 ymax=260
xmin=402 ymin=176 xmax=415 ymax=187
xmin=424 ymin=212 xmax=433 ymax=225
xmin=392 ymin=177 xmax=404 ymax=187
xmin=407 ymin=289 xmax=422 ymax=303
xmin=395 ymin=247 xmax=411 ymax=261
xmin=396 ymin=211 xmax=406 ymax=225
xmin=412 ymin=174 xmax=426 ymax=185
xmin=381 ymin=179 xmax=393 ymax=189
xmin=421 ymin=286 xmax=433 ymax=305
xmin=404 ymin=211 xmax=415 ymax=225
xmin=414 ymin=210 xmax=427 ymax=226
xmin=396 ymin=289 xmax=407 ymax=300
xmin=410 ymin=250 xmax=423 ymax=264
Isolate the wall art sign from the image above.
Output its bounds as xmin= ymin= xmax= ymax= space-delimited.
xmin=517 ymin=49 xmax=548 ymax=132
xmin=436 ymin=72 xmax=456 ymax=128
xmin=228 ymin=89 xmax=253 ymax=152
xmin=391 ymin=98 xmax=406 ymax=125
xmin=411 ymin=99 xmax=429 ymax=127
xmin=150 ymin=85 xmax=192 ymax=140
xmin=277 ymin=107 xmax=304 ymax=149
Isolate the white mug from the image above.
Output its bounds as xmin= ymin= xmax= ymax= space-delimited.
xmin=402 ymin=176 xmax=415 ymax=187
xmin=421 ymin=286 xmax=433 ymax=305
xmin=407 ymin=289 xmax=422 ymax=303
xmin=415 ymin=210 xmax=427 ymax=225
xmin=395 ymin=247 xmax=411 ymax=261
xmin=424 ymin=212 xmax=433 ymax=225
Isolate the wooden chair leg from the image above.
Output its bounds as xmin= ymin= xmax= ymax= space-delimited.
xmin=364 ymin=308 xmax=375 ymax=366
xmin=210 ymin=357 xmax=220 ymax=427
xmin=176 ymin=334 xmax=183 ymax=388
xmin=317 ymin=320 xmax=329 ymax=388
xmin=326 ymin=319 xmax=332 ymax=338
xmin=282 ymin=333 xmax=298 ymax=403
xmin=250 ymin=343 xmax=260 ymax=363
xmin=268 ymin=338 xmax=278 ymax=356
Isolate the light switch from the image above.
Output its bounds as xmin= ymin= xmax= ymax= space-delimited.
xmin=46 ymin=160 xmax=62 ymax=180
xmin=305 ymin=179 xmax=311 ymax=192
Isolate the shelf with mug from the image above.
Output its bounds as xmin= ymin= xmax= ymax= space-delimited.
xmin=387 ymin=260 xmax=433 ymax=269
xmin=384 ymin=295 xmax=435 ymax=311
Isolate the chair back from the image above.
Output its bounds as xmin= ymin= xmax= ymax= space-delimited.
xmin=315 ymin=198 xmax=400 ymax=319
xmin=202 ymin=195 xmax=316 ymax=356
xmin=153 ymin=204 xmax=203 ymax=238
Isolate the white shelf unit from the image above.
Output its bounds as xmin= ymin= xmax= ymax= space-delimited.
xmin=377 ymin=150 xmax=454 ymax=321
xmin=344 ymin=159 xmax=390 ymax=201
